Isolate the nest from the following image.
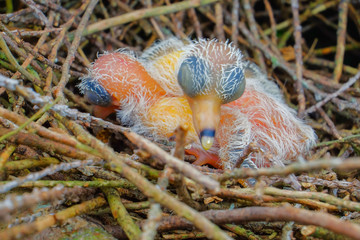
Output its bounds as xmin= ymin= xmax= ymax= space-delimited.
xmin=0 ymin=1 xmax=360 ymax=239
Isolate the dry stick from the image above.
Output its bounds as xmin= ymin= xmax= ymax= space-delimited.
xmin=3 ymin=158 xmax=59 ymax=171
xmin=219 ymin=188 xmax=338 ymax=211
xmin=144 ymin=0 xmax=165 ymax=40
xmin=242 ymin=0 xmax=266 ymax=70
xmin=58 ymin=119 xmax=231 ymax=240
xmin=164 ymin=0 xmax=183 ymax=38
xmin=314 ymin=42 xmax=360 ymax=56
xmin=110 ymin=159 xmax=233 ymax=240
xmin=305 ymin=70 xmax=360 ymax=114
xmin=84 ymin=0 xmax=219 ymax=36
xmin=0 ymin=196 xmax=107 ymax=240
xmin=187 ymin=8 xmax=202 ymax=38
xmin=1 ymin=128 xmax=91 ymax=160
xmin=53 ymin=0 xmax=98 ymax=98
xmin=0 ymin=107 xmax=95 ymax=154
xmin=313 ymin=13 xmax=358 ymax=46
xmin=140 ymin=203 xmax=162 ymax=240
xmin=333 ymin=0 xmax=349 ymax=83
xmin=139 ymin=164 xmax=172 ymax=239
xmin=1 ymin=33 xmax=45 ymax=86
xmin=218 ymin=157 xmax=360 ymax=181
xmin=156 ymin=206 xmax=360 ymax=239
xmin=307 ymin=57 xmax=358 ymax=75
xmin=0 ymin=22 xmax=82 ymax=83
xmin=316 ymin=133 xmax=360 ymax=147
xmin=0 ymin=34 xmax=40 ymax=85
xmin=316 ymin=107 xmax=342 ymax=139
xmin=263 ymin=0 xmax=338 ymax=35
xmin=291 ymin=0 xmax=306 ymax=116
xmin=263 ymin=187 xmax=360 ymax=211
xmin=0 ymin=160 xmax=96 ymax=194
xmin=0 ymin=185 xmax=81 ymax=222
xmin=123 ymin=131 xmax=220 ymax=192
xmin=197 ymin=7 xmax=249 ymax=47
xmin=237 ymin=20 xmax=297 ymax=79
xmin=222 ymin=224 xmax=261 ymax=240
xmin=102 ymin=187 xmax=141 ymax=240
xmin=22 ymin=0 xmax=51 ymax=27
xmin=0 ymin=144 xmax=16 ymax=171
xmin=349 ymin=4 xmax=360 ymax=33
xmin=0 ymin=22 xmax=54 ymax=80
xmin=0 ymin=180 xmax=136 ymax=191
xmin=214 ymin=3 xmax=225 ymax=42
xmin=172 ymin=127 xmax=200 ymax=209
xmin=297 ymin=175 xmax=360 ymax=190
xmin=231 ymin=0 xmax=239 ymax=46
xmin=140 ymin=128 xmax=188 ymax=240
xmin=45 ymin=0 xmax=90 ymax=92
xmin=0 ymin=97 xmax=59 ymax=142
xmin=263 ymin=0 xmax=277 ymax=45
xmin=9 ymin=29 xmax=62 ymax=37
xmin=12 ymin=11 xmax=55 ymax=80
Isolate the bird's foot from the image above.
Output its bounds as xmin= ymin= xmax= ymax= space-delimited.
xmin=185 ymin=147 xmax=223 ymax=169
xmin=93 ymin=105 xmax=119 ymax=119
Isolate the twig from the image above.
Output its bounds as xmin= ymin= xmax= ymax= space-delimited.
xmin=1 ymin=128 xmax=93 ymax=160
xmin=53 ymin=0 xmax=98 ymax=98
xmin=0 ymin=106 xmax=95 ymax=154
xmin=0 ymin=34 xmax=40 ymax=85
xmin=3 ymin=158 xmax=59 ymax=171
xmin=156 ymin=206 xmax=360 ymax=239
xmin=218 ymin=188 xmax=338 ymax=211
xmin=218 ymin=157 xmax=360 ymax=181
xmin=0 ymin=160 xmax=98 ymax=194
xmin=242 ymin=0 xmax=266 ymax=70
xmin=215 ymin=3 xmax=225 ymax=41
xmin=0 ymin=144 xmax=16 ymax=169
xmin=262 ymin=1 xmax=338 ymax=36
xmin=316 ymin=133 xmax=360 ymax=147
xmin=263 ymin=0 xmax=277 ymax=45
xmin=56 ymin=116 xmax=231 ymax=240
xmin=102 ymin=187 xmax=141 ymax=240
xmin=291 ymin=0 xmax=306 ymax=116
xmin=305 ymin=70 xmax=360 ymax=114
xmin=223 ymin=224 xmax=261 ymax=240
xmin=297 ymin=175 xmax=360 ymax=190
xmin=140 ymin=127 xmax=190 ymax=240
xmin=123 ymin=131 xmax=220 ymax=192
xmin=0 ymin=196 xmax=107 ymax=240
xmin=84 ymin=0 xmax=220 ymax=36
xmin=11 ymin=11 xmax=55 ymax=80
xmin=187 ymin=8 xmax=202 ymax=38
xmin=0 ymin=97 xmax=60 ymax=142
xmin=316 ymin=107 xmax=342 ymax=139
xmin=21 ymin=0 xmax=51 ymax=27
xmin=140 ymin=203 xmax=162 ymax=240
xmin=0 ymin=185 xmax=81 ymax=222
xmin=110 ymin=159 xmax=233 ymax=240
xmin=0 ymin=179 xmax=135 ymax=189
xmin=333 ymin=0 xmax=349 ymax=83
xmin=263 ymin=187 xmax=360 ymax=211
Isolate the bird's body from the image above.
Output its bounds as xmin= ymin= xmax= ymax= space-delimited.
xmin=80 ymin=38 xmax=316 ymax=169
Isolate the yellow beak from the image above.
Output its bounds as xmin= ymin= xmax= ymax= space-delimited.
xmin=186 ymin=95 xmax=221 ymax=150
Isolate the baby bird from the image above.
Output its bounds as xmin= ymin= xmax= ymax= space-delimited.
xmin=79 ymin=38 xmax=316 ymax=169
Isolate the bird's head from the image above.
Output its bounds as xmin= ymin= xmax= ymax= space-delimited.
xmin=177 ymin=39 xmax=246 ymax=150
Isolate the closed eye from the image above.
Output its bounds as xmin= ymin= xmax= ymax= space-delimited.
xmin=178 ymin=56 xmax=208 ymax=97
xmin=217 ymin=66 xmax=245 ymax=104
xmin=80 ymin=78 xmax=112 ymax=106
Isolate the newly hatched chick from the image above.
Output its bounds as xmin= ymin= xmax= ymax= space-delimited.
xmin=79 ymin=38 xmax=316 ymax=169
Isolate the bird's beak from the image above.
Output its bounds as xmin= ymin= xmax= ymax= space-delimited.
xmin=186 ymin=95 xmax=221 ymax=150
